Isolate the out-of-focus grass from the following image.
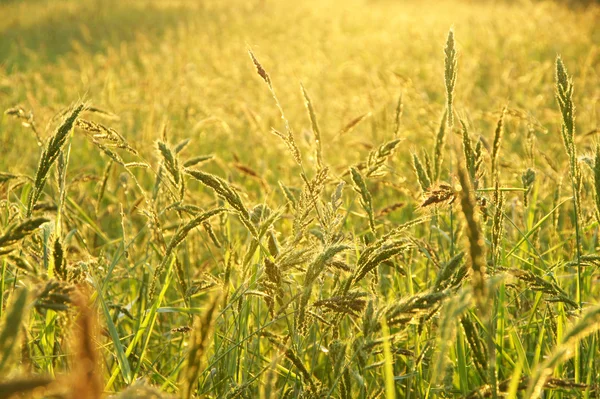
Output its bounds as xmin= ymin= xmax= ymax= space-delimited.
xmin=0 ymin=0 xmax=599 ymax=398
xmin=1 ymin=0 xmax=597 ymax=176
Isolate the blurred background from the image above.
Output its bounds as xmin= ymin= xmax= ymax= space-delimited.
xmin=1 ymin=0 xmax=598 ymax=187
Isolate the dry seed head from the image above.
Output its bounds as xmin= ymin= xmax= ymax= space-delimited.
xmin=433 ymin=110 xmax=448 ymax=181
xmin=183 ymin=154 xmax=214 ymax=168
xmin=271 ymin=128 xmax=303 ymax=166
xmin=460 ymin=316 xmax=488 ymax=378
xmin=385 ymin=290 xmax=448 ymax=326
xmin=249 ymin=49 xmax=302 ymax=167
xmin=433 ymin=252 xmax=466 ymax=292
xmin=521 ymin=168 xmax=536 ymax=207
xmin=556 ymin=56 xmax=575 ymax=140
xmin=491 ymin=106 xmax=507 ymax=180
xmin=339 ymin=112 xmax=371 ymax=136
xmin=186 ymin=169 xmax=257 ymax=236
xmin=27 ymin=103 xmax=84 ymax=217
xmin=393 ymin=93 xmax=403 ymax=136
xmin=366 ymin=138 xmax=403 ymax=178
xmin=444 ymin=29 xmax=458 ymax=128
xmin=157 ymin=141 xmax=180 ymax=185
xmin=174 ymin=138 xmax=191 ymax=154
xmin=420 ymin=184 xmax=456 ymax=208
xmin=203 ymin=221 xmax=222 ymax=248
xmin=248 ymin=49 xmax=271 ymax=86
xmin=300 ymin=83 xmax=323 ymax=169
xmin=349 ymin=167 xmax=375 ymax=233
xmin=313 ymin=291 xmax=367 ymax=317
xmin=491 ymin=181 xmax=505 ymax=270
xmin=352 ymin=239 xmax=411 ymax=287
xmin=0 ymin=217 xmax=49 ymax=249
xmin=412 ymin=152 xmax=431 ymax=193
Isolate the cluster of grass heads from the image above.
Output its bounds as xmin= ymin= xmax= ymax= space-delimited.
xmin=1 ymin=0 xmax=600 ymax=398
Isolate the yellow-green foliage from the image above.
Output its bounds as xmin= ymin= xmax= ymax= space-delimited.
xmin=0 ymin=0 xmax=599 ymax=398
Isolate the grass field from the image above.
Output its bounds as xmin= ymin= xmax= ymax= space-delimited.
xmin=1 ymin=0 xmax=600 ymax=397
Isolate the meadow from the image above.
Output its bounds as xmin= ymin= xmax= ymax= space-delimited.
xmin=1 ymin=0 xmax=600 ymax=397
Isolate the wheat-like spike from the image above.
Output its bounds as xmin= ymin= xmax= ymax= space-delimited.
xmin=263 ymin=258 xmax=283 ymax=310
xmin=284 ymin=347 xmax=318 ymax=392
xmin=278 ymin=181 xmax=297 ymax=207
xmin=393 ymin=92 xmax=404 ymax=137
xmin=526 ymin=304 xmax=600 ymax=399
xmin=329 ymin=340 xmax=347 ymax=377
xmin=460 ymin=119 xmax=476 ymax=182
xmin=157 ymin=141 xmax=180 ymax=185
xmin=149 ymin=208 xmax=226 ymax=299
xmin=173 ymin=258 xmax=189 ymax=307
xmin=303 ymin=167 xmax=329 ymax=217
xmin=423 ymin=152 xmax=434 ymax=185
xmin=300 ymin=83 xmax=323 ymax=169
xmin=556 ymin=56 xmax=575 ymax=154
xmin=412 ymin=153 xmax=431 ymax=193
xmin=521 ymin=168 xmax=536 ymax=208
xmin=352 ymin=239 xmax=411 ymax=287
xmin=76 ymin=118 xmax=137 ymax=155
xmin=505 ymin=268 xmax=577 ymax=307
xmin=271 ymin=128 xmax=303 ymax=166
xmin=473 ymin=139 xmax=484 ymax=189
xmin=420 ymin=184 xmax=456 ymax=208
xmin=444 ymin=29 xmax=458 ymax=128
xmin=296 ymin=244 xmax=350 ymax=333
xmin=0 ymin=217 xmax=49 ymax=248
xmin=27 ymin=103 xmax=84 ymax=216
xmin=433 ymin=110 xmax=448 ymax=181
xmin=349 ymin=167 xmax=375 ymax=233
xmin=313 ymin=291 xmax=368 ymax=317
xmin=366 ymin=139 xmax=403 ymax=178
xmin=186 ymin=169 xmax=257 ymax=237
xmin=0 ymin=173 xmax=20 ymax=184
xmin=53 ymin=238 xmax=67 ymax=281
xmin=432 ymin=252 xmax=466 ymax=292
xmin=248 ymin=49 xmax=271 ymax=86
xmin=174 ymin=138 xmax=191 ymax=154
xmin=385 ymin=290 xmax=448 ymax=326
xmin=491 ymin=107 xmax=507 ymax=180
xmin=203 ymin=222 xmax=221 ymax=248
xmin=461 ymin=315 xmax=488 ymax=380
xmin=555 ymin=57 xmax=582 ymax=261
xmin=305 ymin=245 xmax=350 ymax=287
xmin=491 ymin=182 xmax=505 ymax=272
xmin=339 ymin=112 xmax=371 ymax=135
xmin=457 ymin=163 xmax=487 ymax=307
